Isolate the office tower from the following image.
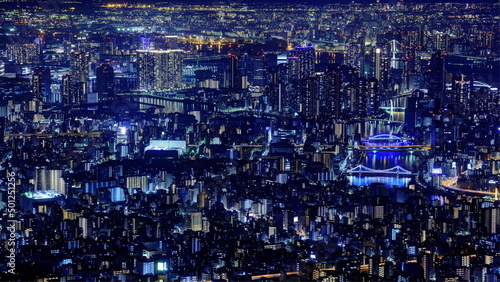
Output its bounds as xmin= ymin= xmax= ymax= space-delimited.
xmin=451 ymin=74 xmax=471 ymax=116
xmin=32 ymin=67 xmax=51 ymax=101
xmin=286 ymin=55 xmax=301 ymax=85
xmin=288 ymin=44 xmax=315 ymax=80
xmin=249 ymin=52 xmax=267 ymax=87
xmin=70 ymin=51 xmax=90 ymax=104
xmin=300 ymin=76 xmax=320 ymax=118
xmin=366 ymin=78 xmax=378 ymax=116
xmin=324 ymin=67 xmax=343 ymax=119
xmin=227 ymin=54 xmax=242 ymax=90
xmin=61 ymin=74 xmax=73 ymax=105
xmin=96 ymin=64 xmax=115 ymax=102
xmin=355 ymin=78 xmax=368 ymax=118
xmin=402 ymin=46 xmax=421 ymax=91
xmin=370 ymin=46 xmax=390 ymax=92
xmin=435 ymin=33 xmax=450 ymax=53
xmin=427 ymin=51 xmax=446 ymax=102
xmin=286 ymin=44 xmax=316 ymax=114
xmin=137 ymin=50 xmax=183 ymax=92
xmin=6 ymin=43 xmax=40 ymax=64
xmin=352 ymin=77 xmax=378 ymax=118
xmin=388 ymin=40 xmax=403 ymax=94
xmin=267 ymin=68 xmax=285 ymax=113
xmin=346 ymin=42 xmax=364 ymax=73
xmin=267 ymin=82 xmax=285 ymax=114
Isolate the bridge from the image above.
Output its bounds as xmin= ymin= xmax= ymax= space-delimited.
xmin=345 ymin=165 xmax=416 ymax=176
xmin=363 ymin=134 xmax=411 ymax=145
xmin=357 ymin=134 xmax=431 ymax=152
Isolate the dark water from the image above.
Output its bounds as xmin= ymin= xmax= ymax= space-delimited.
xmin=347 ymin=121 xmax=424 ymax=188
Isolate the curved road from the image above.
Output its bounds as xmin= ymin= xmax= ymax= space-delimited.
xmin=441 ymin=175 xmax=498 ymax=198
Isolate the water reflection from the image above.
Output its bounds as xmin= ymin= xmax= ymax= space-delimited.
xmin=347 ymin=175 xmax=411 ymax=188
xmin=347 ymin=121 xmax=422 ymax=188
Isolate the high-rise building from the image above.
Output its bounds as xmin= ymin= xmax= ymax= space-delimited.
xmin=451 ymin=74 xmax=472 ymax=116
xmin=427 ymin=52 xmax=446 ymax=102
xmin=346 ymin=42 xmax=364 ymax=73
xmin=300 ymin=76 xmax=321 ymax=118
xmin=402 ymin=46 xmax=421 ymax=91
xmin=249 ymin=53 xmax=267 ymax=87
xmin=227 ymin=54 xmax=242 ymax=90
xmin=325 ymin=67 xmax=343 ymax=119
xmin=32 ymin=67 xmax=51 ymax=101
xmin=288 ymin=44 xmax=315 ymax=80
xmin=371 ymin=46 xmax=390 ymax=92
xmin=96 ymin=64 xmax=115 ymax=102
xmin=7 ymin=43 xmax=40 ymax=64
xmin=61 ymin=74 xmax=72 ymax=105
xmin=137 ymin=50 xmax=183 ymax=92
xmin=70 ymin=51 xmax=90 ymax=104
xmin=367 ymin=78 xmax=379 ymax=116
xmin=267 ymin=82 xmax=285 ymax=114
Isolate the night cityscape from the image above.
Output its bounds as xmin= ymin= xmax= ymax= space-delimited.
xmin=0 ymin=0 xmax=499 ymax=281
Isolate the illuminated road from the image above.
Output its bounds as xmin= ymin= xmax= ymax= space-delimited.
xmin=441 ymin=176 xmax=498 ymax=198
xmin=441 ymin=163 xmax=498 ymax=199
xmin=4 ymin=132 xmax=102 ymax=140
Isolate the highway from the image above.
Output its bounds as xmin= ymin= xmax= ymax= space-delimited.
xmin=441 ymin=176 xmax=498 ymax=198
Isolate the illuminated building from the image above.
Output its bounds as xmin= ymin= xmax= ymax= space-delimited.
xmin=451 ymin=74 xmax=472 ymax=116
xmin=32 ymin=67 xmax=50 ymax=101
xmin=346 ymin=42 xmax=364 ymax=73
xmin=249 ymin=53 xmax=267 ymax=87
xmin=191 ymin=212 xmax=202 ymax=231
xmin=227 ymin=54 xmax=242 ymax=90
xmin=96 ymin=64 xmax=115 ymax=102
xmin=34 ymin=168 xmax=66 ymax=194
xmin=371 ymin=46 xmax=390 ymax=93
xmin=70 ymin=51 xmax=90 ymax=104
xmin=137 ymin=49 xmax=183 ymax=91
xmin=61 ymin=74 xmax=74 ymax=105
xmin=6 ymin=43 xmax=39 ymax=64
xmin=300 ymin=76 xmax=320 ymax=117
xmin=324 ymin=67 xmax=343 ymax=119
xmin=288 ymin=44 xmax=315 ymax=80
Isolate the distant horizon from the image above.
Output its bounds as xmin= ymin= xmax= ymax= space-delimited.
xmin=0 ymin=0 xmax=498 ymax=7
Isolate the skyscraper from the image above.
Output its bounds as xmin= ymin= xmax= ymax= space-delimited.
xmin=61 ymin=74 xmax=74 ymax=106
xmin=32 ymin=67 xmax=51 ymax=101
xmin=227 ymin=54 xmax=242 ymax=90
xmin=427 ymin=52 xmax=446 ymax=102
xmin=371 ymin=46 xmax=390 ymax=92
xmin=137 ymin=50 xmax=183 ymax=92
xmin=96 ymin=64 xmax=115 ymax=102
xmin=346 ymin=42 xmax=364 ymax=73
xmin=70 ymin=51 xmax=90 ymax=104
xmin=300 ymin=76 xmax=320 ymax=118
xmin=451 ymin=74 xmax=472 ymax=116
xmin=288 ymin=44 xmax=315 ymax=80
xmin=286 ymin=44 xmax=316 ymax=114
xmin=324 ymin=67 xmax=343 ymax=119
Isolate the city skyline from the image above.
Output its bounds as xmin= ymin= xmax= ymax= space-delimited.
xmin=0 ymin=0 xmax=499 ymax=281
